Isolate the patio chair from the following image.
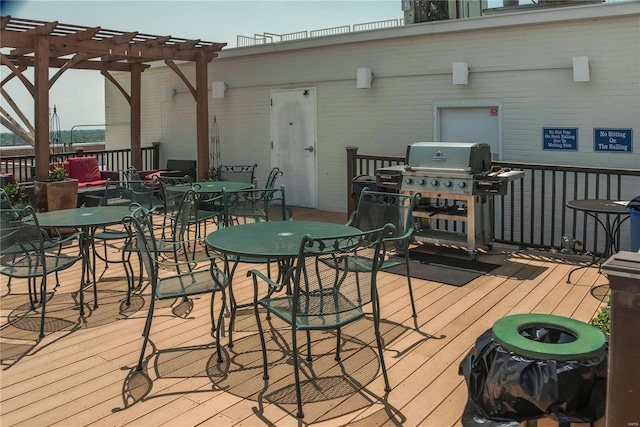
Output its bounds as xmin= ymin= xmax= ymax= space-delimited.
xmin=122 ymin=195 xmax=228 ymax=370
xmin=90 ymin=179 xmax=159 ymax=289
xmin=157 ymin=175 xmax=221 ymax=241
xmin=248 ymin=224 xmax=396 ymax=418
xmin=264 ymin=167 xmax=283 ymax=189
xmin=217 ymin=164 xmax=257 ymax=185
xmin=346 ymin=188 xmax=420 ymax=317
xmin=0 ymin=205 xmax=82 ymax=338
xmin=221 ymin=185 xmax=292 ymax=227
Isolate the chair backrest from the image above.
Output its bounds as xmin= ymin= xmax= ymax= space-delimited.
xmin=0 ymin=188 xmax=13 ymax=209
xmin=290 ymin=224 xmax=395 ymax=317
xmin=123 ymin=190 xmax=198 ymax=281
xmin=0 ymin=205 xmax=46 ymax=261
xmin=264 ymin=167 xmax=283 ymax=189
xmin=351 ymin=189 xmax=418 ymax=247
xmin=99 ymin=179 xmax=156 ymax=209
xmin=221 ymin=186 xmax=290 ymax=226
xmin=121 ymin=166 xmax=142 ymax=181
xmin=217 ymin=164 xmax=257 ymax=184
xmin=157 ymin=175 xmax=192 ymax=215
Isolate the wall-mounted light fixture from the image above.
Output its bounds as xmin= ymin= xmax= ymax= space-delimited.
xmin=573 ymin=56 xmax=590 ymax=82
xmin=164 ymin=88 xmax=176 ymax=101
xmin=212 ymin=81 xmax=227 ymax=98
xmin=452 ymin=62 xmax=469 ymax=85
xmin=356 ymin=68 xmax=373 ymax=89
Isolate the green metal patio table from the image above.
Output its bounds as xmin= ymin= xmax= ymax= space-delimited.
xmin=205 ymin=220 xmax=360 ymax=345
xmin=165 ymin=181 xmax=253 ymax=194
xmin=37 ymin=205 xmax=134 ymax=314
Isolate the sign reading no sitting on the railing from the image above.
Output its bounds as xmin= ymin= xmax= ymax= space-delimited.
xmin=593 ymin=128 xmax=633 ymax=153
xmin=542 ymin=127 xmax=578 ymax=151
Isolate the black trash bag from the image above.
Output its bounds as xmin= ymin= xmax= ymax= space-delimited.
xmin=458 ymin=328 xmax=607 ymax=427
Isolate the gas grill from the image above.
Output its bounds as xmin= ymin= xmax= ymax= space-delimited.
xmin=376 ymin=142 xmax=524 ymax=258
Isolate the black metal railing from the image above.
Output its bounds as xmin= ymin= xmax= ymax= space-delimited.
xmin=346 ymin=146 xmax=640 ymax=255
xmin=0 ymin=143 xmax=160 ymax=183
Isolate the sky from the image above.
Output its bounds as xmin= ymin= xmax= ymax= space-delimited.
xmin=0 ymin=0 xmax=409 ymax=132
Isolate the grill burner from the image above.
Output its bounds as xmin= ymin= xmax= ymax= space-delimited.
xmin=375 ymin=142 xmax=523 ymax=258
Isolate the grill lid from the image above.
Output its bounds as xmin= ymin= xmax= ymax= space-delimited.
xmin=406 ymin=142 xmax=492 ymax=174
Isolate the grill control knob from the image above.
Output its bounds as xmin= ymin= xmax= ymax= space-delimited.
xmin=417 ymin=179 xmax=426 ymax=186
xmin=430 ymin=180 xmax=439 ymax=187
xmin=458 ymin=181 xmax=467 ymax=188
xmin=404 ymin=178 xmax=413 ymax=185
xmin=443 ymin=180 xmax=452 ymax=187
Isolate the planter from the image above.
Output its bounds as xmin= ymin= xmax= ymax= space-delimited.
xmin=33 ymin=179 xmax=79 ymax=212
xmin=33 ymin=179 xmax=79 ymax=235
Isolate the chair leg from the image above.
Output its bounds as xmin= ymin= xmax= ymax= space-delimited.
xmin=213 ymin=287 xmax=226 ymax=363
xmin=404 ymin=251 xmax=417 ymax=318
xmin=335 ymin=328 xmax=341 ymax=361
xmin=38 ymin=275 xmax=47 ymax=338
xmin=292 ymin=329 xmax=304 ymax=419
xmin=253 ymin=302 xmax=269 ymax=381
xmin=137 ymin=298 xmax=156 ymax=370
xmin=306 ymin=330 xmax=312 ymax=362
xmin=373 ymin=297 xmax=391 ymax=392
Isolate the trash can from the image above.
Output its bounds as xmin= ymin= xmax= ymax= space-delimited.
xmin=459 ymin=313 xmax=607 ymax=427
xmin=351 ymin=175 xmax=377 ymax=206
xmin=628 ymin=195 xmax=640 ymax=252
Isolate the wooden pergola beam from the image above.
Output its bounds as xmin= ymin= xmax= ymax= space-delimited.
xmin=0 ymin=15 xmax=227 ymax=180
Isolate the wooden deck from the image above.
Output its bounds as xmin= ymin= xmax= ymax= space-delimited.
xmin=0 ymin=208 xmax=609 ymax=427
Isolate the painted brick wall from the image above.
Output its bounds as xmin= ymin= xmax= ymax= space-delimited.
xmin=105 ymin=4 xmax=639 ymax=212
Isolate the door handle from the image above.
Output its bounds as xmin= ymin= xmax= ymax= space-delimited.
xmin=304 ymin=146 xmax=315 ymax=152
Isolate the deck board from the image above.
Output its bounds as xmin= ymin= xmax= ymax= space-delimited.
xmin=0 ymin=208 xmax=608 ymax=426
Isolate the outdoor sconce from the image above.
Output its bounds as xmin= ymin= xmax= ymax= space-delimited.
xmin=356 ymin=68 xmax=373 ymax=89
xmin=164 ymin=88 xmax=176 ymax=101
xmin=452 ymin=62 xmax=469 ymax=85
xmin=573 ymin=56 xmax=590 ymax=82
xmin=212 ymin=81 xmax=227 ymax=98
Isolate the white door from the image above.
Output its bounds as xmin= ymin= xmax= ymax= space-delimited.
xmin=270 ymin=88 xmax=317 ymax=207
xmin=439 ymin=107 xmax=500 ymax=159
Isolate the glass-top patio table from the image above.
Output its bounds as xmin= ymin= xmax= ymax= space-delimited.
xmin=205 ymin=220 xmax=360 ymax=345
xmin=37 ymin=205 xmax=134 ymax=314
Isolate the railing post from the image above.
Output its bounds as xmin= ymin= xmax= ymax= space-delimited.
xmin=152 ymin=141 xmax=160 ymax=170
xmin=346 ymin=146 xmax=359 ymax=215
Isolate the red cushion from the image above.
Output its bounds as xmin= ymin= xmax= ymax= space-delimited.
xmin=68 ymin=157 xmax=101 ymax=182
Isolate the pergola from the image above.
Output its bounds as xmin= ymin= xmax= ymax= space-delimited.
xmin=0 ymin=16 xmax=226 ymax=181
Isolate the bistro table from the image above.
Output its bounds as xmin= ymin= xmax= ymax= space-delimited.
xmin=165 ymin=181 xmax=253 ymax=194
xmin=566 ymin=199 xmax=630 ymax=284
xmin=37 ymin=205 xmax=134 ymax=314
xmin=205 ymin=220 xmax=360 ymax=345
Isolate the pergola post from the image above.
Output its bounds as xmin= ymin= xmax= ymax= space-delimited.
xmin=195 ymin=51 xmax=210 ymax=181
xmin=34 ymin=35 xmax=50 ymax=181
xmin=130 ymin=64 xmax=143 ymax=170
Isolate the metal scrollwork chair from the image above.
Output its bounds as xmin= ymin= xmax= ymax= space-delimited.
xmin=248 ymin=224 xmax=396 ymax=419
xmin=0 ymin=205 xmax=83 ymax=338
xmin=264 ymin=167 xmax=283 ymax=189
xmin=221 ymin=186 xmax=292 ymax=227
xmin=217 ymin=164 xmax=257 ymax=185
xmin=122 ymin=194 xmax=229 ymax=371
xmin=346 ymin=188 xmax=420 ymax=317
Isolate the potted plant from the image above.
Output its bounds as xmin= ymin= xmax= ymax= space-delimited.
xmin=3 ymin=183 xmax=29 ymax=208
xmin=590 ymin=298 xmax=610 ymax=338
xmin=33 ymin=164 xmax=79 ymax=212
xmin=204 ymin=167 xmax=217 ymax=182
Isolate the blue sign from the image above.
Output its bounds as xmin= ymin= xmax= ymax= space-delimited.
xmin=593 ymin=128 xmax=633 ymax=153
xmin=543 ymin=128 xmax=578 ymax=151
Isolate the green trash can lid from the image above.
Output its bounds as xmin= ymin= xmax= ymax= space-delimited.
xmin=492 ymin=313 xmax=606 ymax=361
